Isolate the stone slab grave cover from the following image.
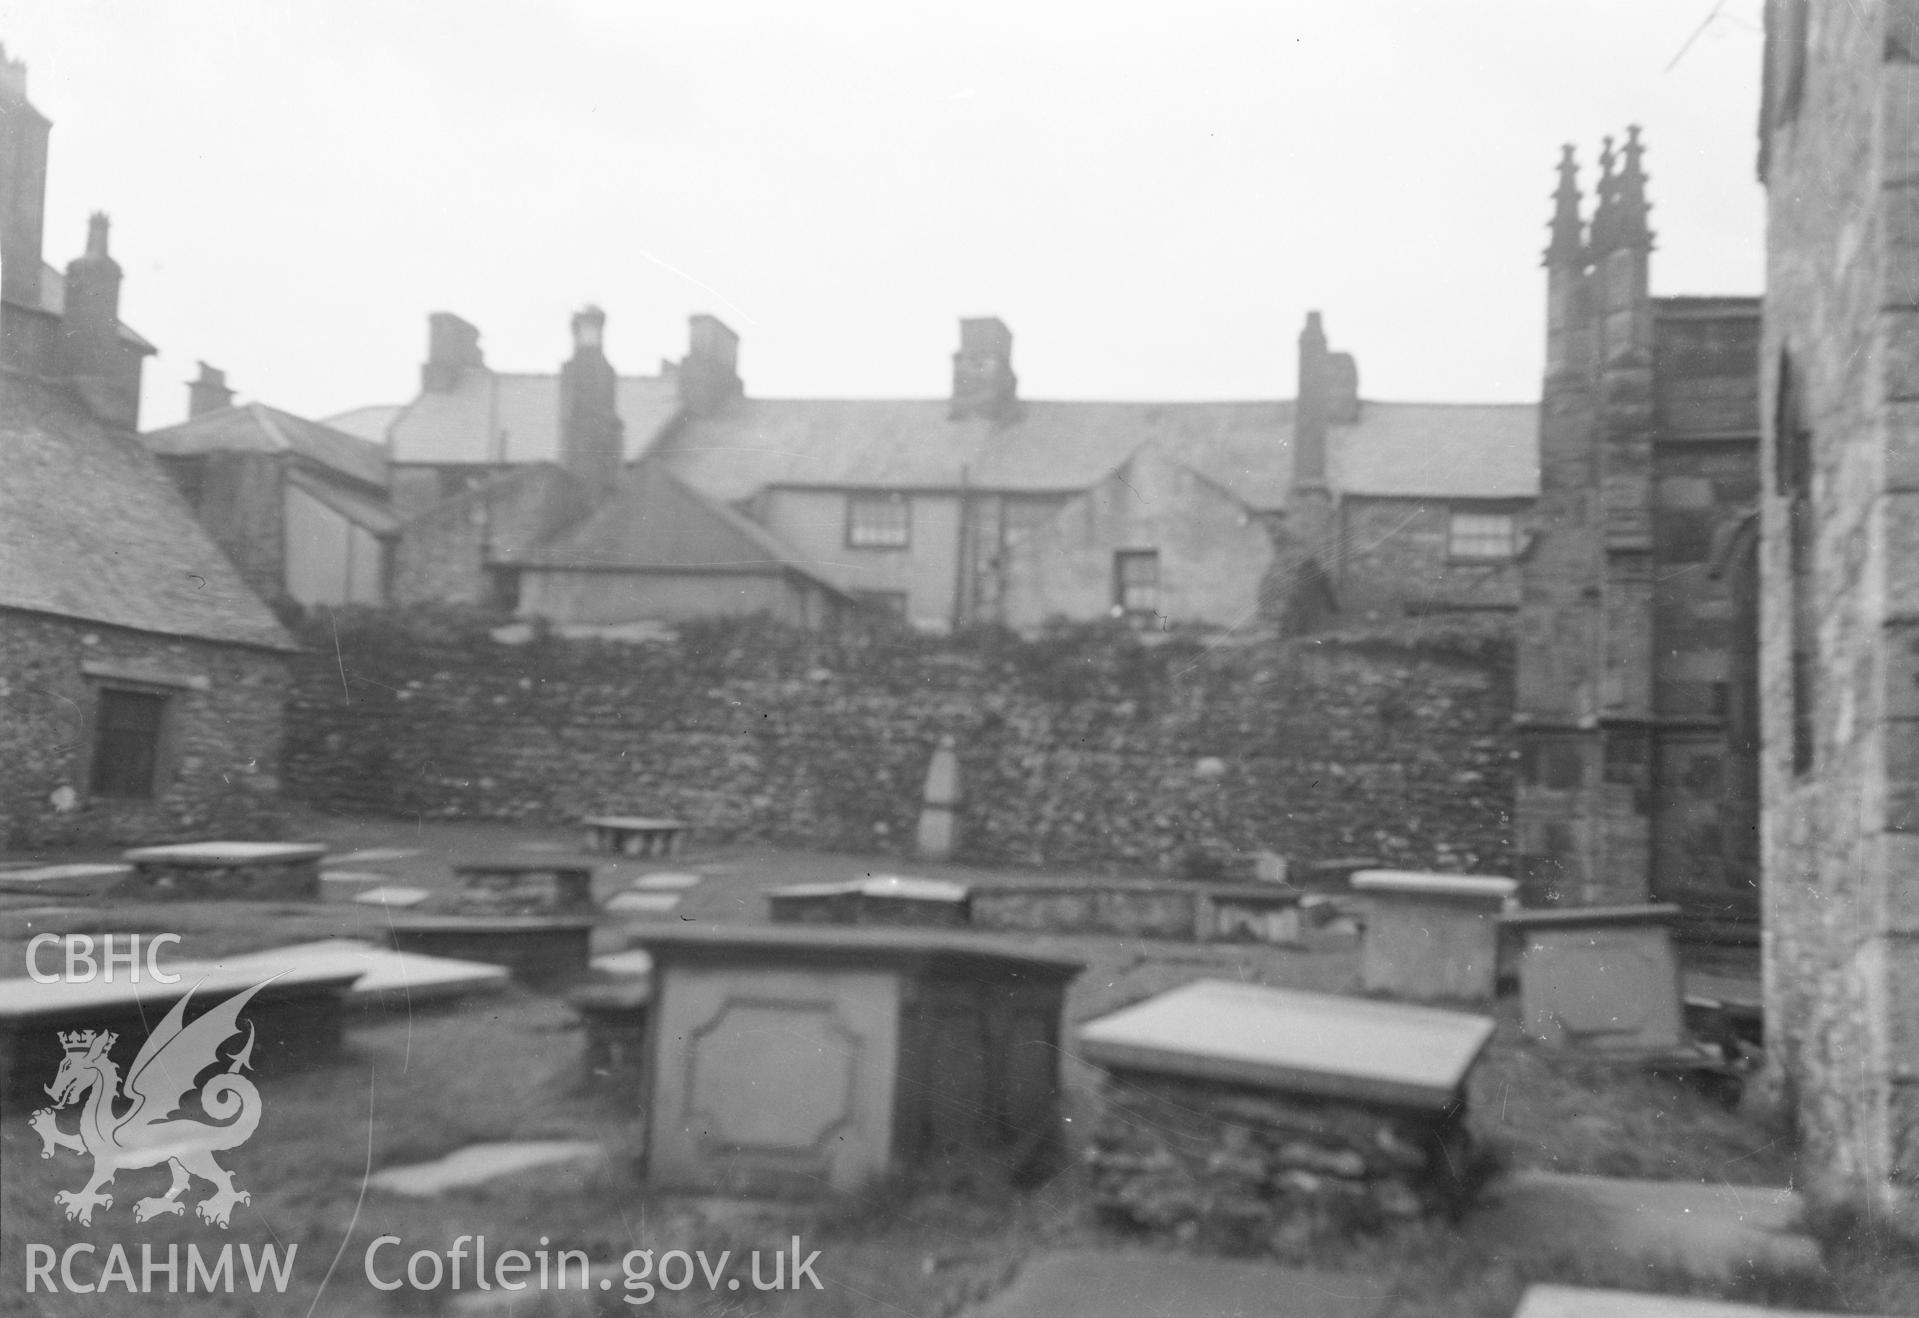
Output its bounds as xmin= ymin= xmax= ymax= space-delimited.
xmin=1511 ymin=1285 xmax=1884 ymax=1318
xmin=0 ymin=864 xmax=132 ymax=899
xmin=370 ymin=1141 xmax=604 ymax=1196
xmin=0 ymin=957 xmax=361 ymax=1099
xmin=1501 ymin=905 xmax=1687 ymax=1056
xmin=629 ymin=924 xmax=1082 ymax=1196
xmin=604 ymin=890 xmax=681 ymax=915
xmin=354 ymin=885 xmax=432 ymax=908
xmin=1351 ymin=870 xmax=1517 ymax=1002
xmin=215 ymin=939 xmax=509 ymax=1007
xmin=1077 ymin=980 xmax=1497 ymax=1248
xmin=319 ymin=870 xmax=391 ymax=903
xmin=962 ymin=1250 xmax=1386 ymax=1318
xmin=632 ymin=871 xmax=702 ymax=891
xmin=1200 ymin=884 xmax=1304 ymax=946
xmin=384 ymin=915 xmax=596 ymax=987
xmin=766 ymin=875 xmax=971 ymax=928
xmin=449 ymin=856 xmax=599 ymax=916
xmin=1468 ymin=1173 xmax=1819 ymax=1284
xmin=121 ymin=841 xmax=327 ymax=901
xmin=583 ymin=815 xmax=689 ymax=857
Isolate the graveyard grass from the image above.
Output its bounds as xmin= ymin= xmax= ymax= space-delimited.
xmin=2 ymin=836 xmax=1913 ymax=1315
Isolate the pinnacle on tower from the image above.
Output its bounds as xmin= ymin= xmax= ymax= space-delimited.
xmin=1544 ymin=144 xmax=1585 ymax=267
xmin=1588 ymin=136 xmax=1619 ymax=253
xmin=1613 ymin=125 xmax=1654 ymax=250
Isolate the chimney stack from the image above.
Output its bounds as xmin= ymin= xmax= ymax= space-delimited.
xmin=678 ymin=313 xmax=742 ymax=417
xmin=187 ymin=362 xmax=235 ymax=417
xmin=421 ymin=311 xmax=485 ymax=392
xmin=61 ymin=213 xmax=139 ymax=427
xmin=559 ymin=304 xmax=624 ymax=495
xmin=950 ymin=317 xmax=1017 ymax=421
xmin=0 ymin=44 xmax=49 ymax=312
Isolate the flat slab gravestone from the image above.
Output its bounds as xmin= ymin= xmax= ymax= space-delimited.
xmin=1512 ymin=1285 xmax=1880 ymax=1318
xmin=1351 ymin=870 xmax=1517 ymax=1002
xmin=767 ymin=875 xmax=970 ymax=928
xmin=319 ymin=870 xmax=392 ymax=903
xmin=630 ymin=924 xmax=1082 ymax=1196
xmin=604 ymin=891 xmax=681 ymax=915
xmin=583 ymin=816 xmax=689 ymax=857
xmin=962 ymin=1250 xmax=1387 ymax=1318
xmin=1199 ymin=884 xmax=1303 ymax=945
xmin=1501 ymin=904 xmax=1686 ymax=1055
xmin=322 ymin=848 xmax=421 ymax=868
xmin=122 ymin=841 xmax=327 ymax=901
xmin=214 ymin=939 xmax=509 ymax=1006
xmin=590 ymin=950 xmax=655 ymax=977
xmin=369 ymin=1141 xmax=605 ymax=1196
xmin=354 ymin=885 xmax=433 ymax=908
xmin=0 ymin=863 xmax=132 ymax=898
xmin=0 ymin=956 xmax=361 ymax=1097
xmin=632 ymin=871 xmax=702 ymax=891
xmin=451 ymin=857 xmax=598 ymax=915
xmin=1078 ymin=978 xmax=1495 ymax=1111
xmin=384 ymin=914 xmax=596 ymax=986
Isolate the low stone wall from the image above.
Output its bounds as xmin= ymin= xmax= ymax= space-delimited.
xmin=285 ymin=610 xmax=1514 ymax=877
xmin=1088 ymin=1071 xmax=1491 ymax=1252
xmin=971 ymin=883 xmax=1201 ymax=939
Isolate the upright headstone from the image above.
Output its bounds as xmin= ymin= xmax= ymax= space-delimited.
xmin=915 ymin=734 xmax=960 ymax=862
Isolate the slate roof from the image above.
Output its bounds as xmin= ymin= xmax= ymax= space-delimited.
xmin=388 ymin=370 xmax=684 ymax=467
xmin=0 ymin=369 xmax=295 ymax=651
xmin=1330 ymin=402 xmax=1540 ymax=500
xmin=657 ymin=398 xmax=1299 ymax=509
xmin=320 ymin=403 xmax=403 ymax=444
xmin=512 ymin=460 xmax=849 ymax=597
xmin=657 ymin=396 xmax=1540 ymax=510
xmin=144 ymin=402 xmax=389 ymax=490
xmin=9 ymin=260 xmax=156 ymax=353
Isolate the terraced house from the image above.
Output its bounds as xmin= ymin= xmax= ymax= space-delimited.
xmin=344 ymin=306 xmax=1539 ymax=637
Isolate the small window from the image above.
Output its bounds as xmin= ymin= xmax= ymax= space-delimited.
xmin=1448 ymin=511 xmax=1516 ymax=561
xmin=1114 ymin=550 xmax=1161 ymax=617
xmin=847 ymin=494 xmax=910 ymax=548
xmin=90 ymin=689 xmax=167 ymax=799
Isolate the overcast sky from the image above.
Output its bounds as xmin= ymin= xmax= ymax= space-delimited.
xmin=4 ymin=1 xmax=1765 ymax=429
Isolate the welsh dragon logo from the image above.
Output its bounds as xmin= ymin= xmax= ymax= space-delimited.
xmin=28 ymin=978 xmax=272 ymax=1229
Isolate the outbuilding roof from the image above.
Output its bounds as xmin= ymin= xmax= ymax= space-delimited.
xmin=0 ymin=370 xmax=294 ymax=651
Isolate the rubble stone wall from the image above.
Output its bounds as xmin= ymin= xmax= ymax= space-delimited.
xmin=284 ymin=610 xmax=1514 ymax=876
xmin=1087 ymin=1070 xmax=1491 ymax=1253
xmin=0 ymin=610 xmax=289 ymax=848
xmin=1760 ymin=0 xmax=1919 ymax=1209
